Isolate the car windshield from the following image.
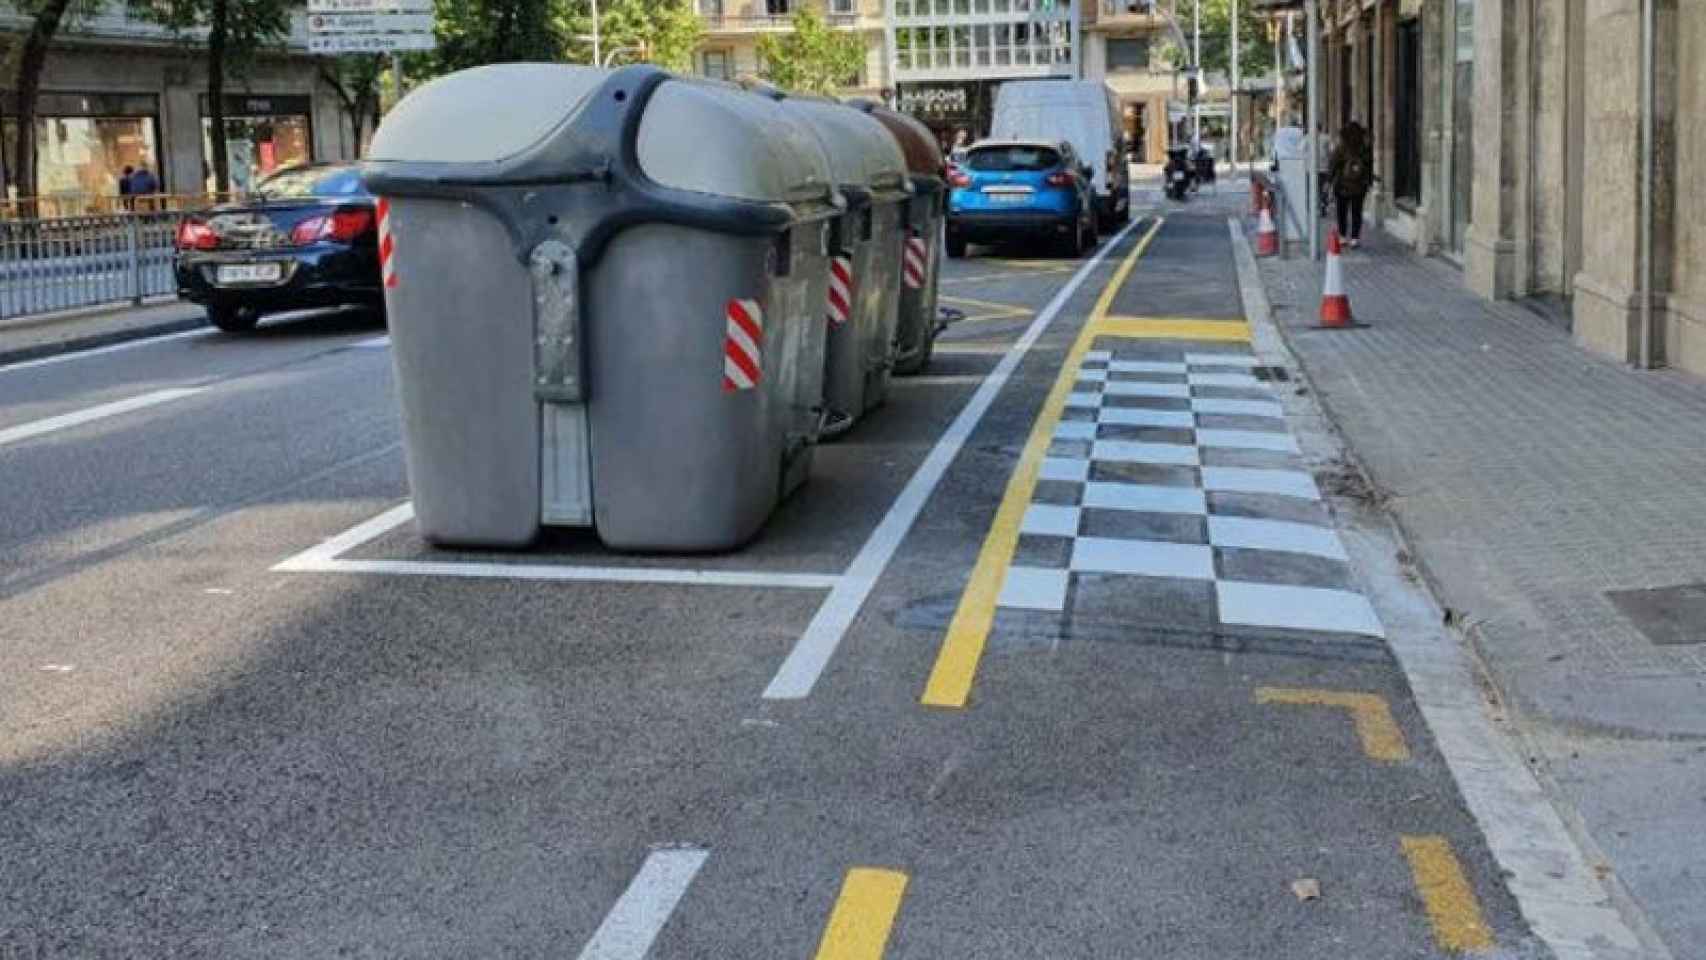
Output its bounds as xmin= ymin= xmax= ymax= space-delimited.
xmin=965 ymin=146 xmax=1061 ymax=172
xmin=251 ymin=166 xmax=367 ymax=200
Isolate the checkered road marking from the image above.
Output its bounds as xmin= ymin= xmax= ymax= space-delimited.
xmin=996 ymin=341 xmax=1385 ymax=639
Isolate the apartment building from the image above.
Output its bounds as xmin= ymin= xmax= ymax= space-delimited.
xmin=1309 ymin=0 xmax=1706 ymax=376
xmin=692 ymin=0 xmax=891 ymax=101
xmin=0 ymin=8 xmax=351 ymax=207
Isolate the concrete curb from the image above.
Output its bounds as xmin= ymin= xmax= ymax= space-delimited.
xmin=1228 ymin=216 xmax=1668 ymax=960
xmin=0 ymin=312 xmax=208 ymax=369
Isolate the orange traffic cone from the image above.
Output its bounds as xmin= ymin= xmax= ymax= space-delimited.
xmin=1320 ymin=229 xmax=1353 ymax=327
xmin=1256 ymin=198 xmax=1279 ymax=258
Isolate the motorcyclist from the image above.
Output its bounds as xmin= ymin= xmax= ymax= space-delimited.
xmin=1164 ymin=145 xmax=1194 ymax=200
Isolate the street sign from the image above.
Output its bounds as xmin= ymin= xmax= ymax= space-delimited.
xmin=308 ymin=32 xmax=436 ymax=53
xmin=310 ymin=12 xmax=433 ymax=33
xmin=307 ymin=0 xmax=432 ymax=12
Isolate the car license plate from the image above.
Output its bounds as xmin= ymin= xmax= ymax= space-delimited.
xmin=216 ymin=262 xmax=283 ymax=284
xmin=986 ymin=191 xmax=1031 ymax=204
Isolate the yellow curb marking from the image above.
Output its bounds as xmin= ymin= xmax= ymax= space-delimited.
xmin=1401 ymin=836 xmax=1496 ymax=953
xmin=1254 ymin=687 xmax=1411 ymax=762
xmin=921 ymin=217 xmax=1167 ymax=709
xmin=812 ymin=868 xmax=910 ymax=960
xmin=1098 ymin=316 xmax=1252 ymax=342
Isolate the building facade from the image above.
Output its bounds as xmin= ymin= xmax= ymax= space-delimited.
xmin=692 ymin=0 xmax=890 ymax=101
xmin=1318 ymin=0 xmax=1706 ymax=377
xmin=0 ymin=9 xmax=353 ymax=208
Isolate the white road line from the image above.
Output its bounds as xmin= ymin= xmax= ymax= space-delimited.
xmin=0 ymin=327 xmax=213 ymax=374
xmin=1216 ymin=580 xmax=1385 ymax=636
xmin=1072 ymin=537 xmax=1216 ymax=579
xmin=1089 ymin=439 xmax=1200 ymax=466
xmin=998 ymin=566 xmax=1069 ymax=611
xmin=1207 ymin=515 xmax=1348 ymax=561
xmin=762 ymin=218 xmax=1147 ymax=700
xmin=272 ymin=502 xmax=417 ymax=570
xmin=272 ymin=502 xmax=841 ymax=589
xmin=575 ymin=848 xmax=709 ymax=960
xmin=0 ymin=387 xmax=204 ymax=448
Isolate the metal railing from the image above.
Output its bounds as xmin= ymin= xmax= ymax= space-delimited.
xmin=0 ymin=192 xmax=235 ymax=221
xmin=1 ymin=211 xmax=185 ymax=320
xmin=699 ymin=9 xmax=859 ymax=27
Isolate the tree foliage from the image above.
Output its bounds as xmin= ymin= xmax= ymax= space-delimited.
xmin=1156 ymin=0 xmax=1276 ymax=82
xmin=429 ymin=0 xmax=568 ymax=74
xmin=4 ymin=0 xmax=105 ymax=200
xmin=130 ymin=0 xmax=293 ymax=193
xmin=319 ymin=54 xmax=387 ymax=158
xmin=756 ymin=6 xmax=863 ymax=95
xmin=561 ymin=0 xmax=702 ymax=71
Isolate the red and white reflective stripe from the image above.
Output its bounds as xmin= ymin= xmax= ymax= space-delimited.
xmin=903 ymin=235 xmax=928 ymax=290
xmin=376 ymin=197 xmax=398 ymax=289
xmin=722 ymin=298 xmax=764 ymax=392
xmin=826 ymin=255 xmax=854 ymax=327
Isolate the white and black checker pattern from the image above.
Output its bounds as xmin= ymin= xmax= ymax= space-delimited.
xmin=1000 ymin=344 xmax=1385 ymax=638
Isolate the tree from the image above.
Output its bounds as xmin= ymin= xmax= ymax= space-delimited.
xmin=431 ymin=0 xmax=567 ymax=74
xmin=561 ymin=0 xmax=702 ymax=71
xmin=319 ymin=54 xmax=387 ymax=158
xmin=130 ymin=0 xmax=292 ymax=194
xmin=755 ymin=6 xmax=863 ymax=96
xmin=4 ymin=0 xmax=103 ymax=201
xmin=1156 ymin=0 xmax=1274 ymax=81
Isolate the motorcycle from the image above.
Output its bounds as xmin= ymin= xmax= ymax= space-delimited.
xmin=1164 ymin=148 xmax=1194 ymax=202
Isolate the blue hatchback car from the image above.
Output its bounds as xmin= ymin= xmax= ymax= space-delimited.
xmin=945 ymin=140 xmax=1098 ymax=259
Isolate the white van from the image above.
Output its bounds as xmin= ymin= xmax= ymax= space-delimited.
xmin=990 ymin=80 xmax=1131 ymax=229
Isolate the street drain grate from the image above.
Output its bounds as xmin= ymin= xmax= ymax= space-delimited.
xmin=1252 ymin=366 xmax=1291 ymax=382
xmin=1606 ymin=583 xmax=1706 ymax=646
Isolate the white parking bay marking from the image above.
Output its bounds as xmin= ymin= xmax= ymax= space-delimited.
xmin=272 ymin=502 xmax=841 ymax=589
xmin=575 ymin=848 xmax=709 ymax=960
xmin=0 ymin=387 xmax=204 ymax=449
xmin=763 ymin=218 xmax=1147 ymax=700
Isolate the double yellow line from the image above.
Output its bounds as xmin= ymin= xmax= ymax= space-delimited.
xmin=921 ymin=217 xmax=1166 ymax=709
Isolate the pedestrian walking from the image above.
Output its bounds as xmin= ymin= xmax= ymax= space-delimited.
xmin=1330 ymin=121 xmax=1373 ymax=247
xmin=118 ymin=165 xmax=135 ymax=208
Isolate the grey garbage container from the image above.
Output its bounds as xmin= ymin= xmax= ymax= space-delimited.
xmin=362 ymin=64 xmax=840 ymax=552
xmin=763 ymin=93 xmax=909 ymax=435
xmin=850 ymin=100 xmax=945 ymax=375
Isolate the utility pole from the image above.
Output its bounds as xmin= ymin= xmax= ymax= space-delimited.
xmin=1230 ymin=0 xmax=1239 ymax=174
xmin=1191 ymin=0 xmax=1201 ymax=152
xmin=1305 ymin=0 xmax=1320 ymax=259
xmin=591 ymin=0 xmax=602 ymax=69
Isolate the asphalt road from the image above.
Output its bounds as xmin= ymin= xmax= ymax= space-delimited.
xmin=0 ymin=206 xmax=1552 ymax=958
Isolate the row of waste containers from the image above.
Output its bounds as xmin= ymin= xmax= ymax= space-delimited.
xmin=361 ymin=63 xmax=949 ymax=552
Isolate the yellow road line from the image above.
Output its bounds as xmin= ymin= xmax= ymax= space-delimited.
xmin=1254 ymin=687 xmax=1411 ymax=762
xmin=812 ymin=868 xmax=910 ymax=960
xmin=921 ymin=217 xmax=1167 ymax=709
xmin=941 ymin=268 xmax=1076 ymax=286
xmin=1400 ymin=836 xmax=1495 ymax=953
xmin=1098 ymin=316 xmax=1252 ymax=342
xmin=940 ymin=294 xmax=1034 ymax=315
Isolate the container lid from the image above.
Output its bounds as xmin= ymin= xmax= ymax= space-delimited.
xmin=849 ymin=101 xmax=944 ymax=179
xmin=369 ymin=63 xmax=608 ymax=165
xmin=635 ymin=78 xmax=834 ymax=204
xmin=777 ymin=98 xmax=908 ymax=193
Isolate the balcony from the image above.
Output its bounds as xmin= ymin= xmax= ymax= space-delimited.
xmin=1088 ymin=0 xmax=1164 ymax=27
xmin=698 ymin=5 xmax=861 ymax=31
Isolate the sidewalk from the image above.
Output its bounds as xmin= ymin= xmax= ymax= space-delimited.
xmin=1252 ymin=228 xmax=1706 ymax=955
xmin=0 ymin=298 xmax=205 ymax=367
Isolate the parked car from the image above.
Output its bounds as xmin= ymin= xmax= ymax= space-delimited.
xmin=174 ymin=163 xmax=382 ymax=333
xmin=945 ymin=140 xmax=1098 ymax=259
xmin=990 ymin=79 xmax=1132 ymax=229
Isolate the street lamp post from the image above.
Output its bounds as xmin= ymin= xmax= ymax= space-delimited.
xmin=591 ymin=0 xmax=602 ymax=68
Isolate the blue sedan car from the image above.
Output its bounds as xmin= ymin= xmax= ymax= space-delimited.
xmin=945 ymin=140 xmax=1098 ymax=259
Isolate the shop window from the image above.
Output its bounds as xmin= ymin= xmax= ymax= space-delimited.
xmin=201 ymin=110 xmax=312 ymax=196
xmin=703 ymin=49 xmax=732 ymax=79
xmin=1 ymin=91 xmax=161 ymax=208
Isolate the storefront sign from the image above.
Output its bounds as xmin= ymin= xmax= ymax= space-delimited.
xmin=199 ymin=95 xmax=314 ymax=117
xmin=899 ymin=85 xmax=971 ymax=120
